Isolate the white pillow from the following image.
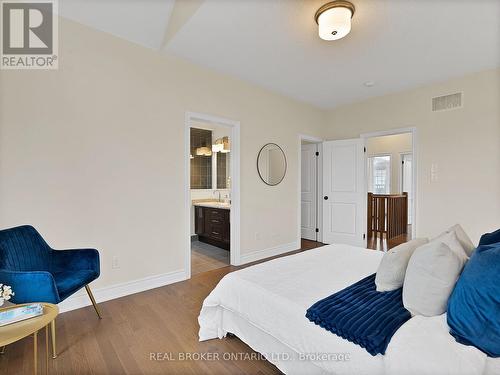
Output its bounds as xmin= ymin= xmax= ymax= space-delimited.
xmin=375 ymin=238 xmax=429 ymax=292
xmin=403 ymin=241 xmax=465 ymax=317
xmin=432 ymin=230 xmax=469 ymax=263
xmin=436 ymin=224 xmax=475 ymax=256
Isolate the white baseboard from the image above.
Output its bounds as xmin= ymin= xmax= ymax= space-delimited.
xmin=58 ymin=269 xmax=187 ymax=313
xmin=60 ymin=240 xmax=300 ymax=313
xmin=239 ymin=240 xmax=300 ymax=265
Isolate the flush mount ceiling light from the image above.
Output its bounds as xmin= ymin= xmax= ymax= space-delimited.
xmin=315 ymin=1 xmax=355 ymax=41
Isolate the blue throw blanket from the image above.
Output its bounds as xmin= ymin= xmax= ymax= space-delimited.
xmin=306 ymin=274 xmax=411 ymax=356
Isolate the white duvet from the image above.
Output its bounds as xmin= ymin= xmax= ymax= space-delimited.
xmin=199 ymin=244 xmax=499 ymax=375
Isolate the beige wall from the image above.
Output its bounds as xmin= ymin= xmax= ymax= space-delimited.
xmin=366 ymin=133 xmax=413 ymax=194
xmin=0 ymin=16 xmax=498 ymax=298
xmin=325 ymin=68 xmax=500 ymax=242
xmin=0 ymin=18 xmax=325 ymax=289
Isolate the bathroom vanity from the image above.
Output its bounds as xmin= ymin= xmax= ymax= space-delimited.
xmin=194 ymin=202 xmax=230 ymax=250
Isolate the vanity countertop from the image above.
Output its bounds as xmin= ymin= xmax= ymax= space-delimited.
xmin=193 ymin=201 xmax=231 ymax=210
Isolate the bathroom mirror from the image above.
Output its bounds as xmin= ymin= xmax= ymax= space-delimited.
xmin=257 ymin=143 xmax=287 ymax=186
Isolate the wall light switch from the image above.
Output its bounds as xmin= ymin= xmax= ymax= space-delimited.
xmin=431 ymin=163 xmax=439 ymax=182
xmin=112 ymin=256 xmax=120 ymax=269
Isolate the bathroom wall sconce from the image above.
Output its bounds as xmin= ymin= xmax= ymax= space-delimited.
xmin=212 ymin=141 xmax=223 ymax=153
xmin=212 ymin=136 xmax=230 ymax=153
xmin=221 ymin=136 xmax=230 ymax=153
xmin=195 ymin=147 xmax=212 ymax=156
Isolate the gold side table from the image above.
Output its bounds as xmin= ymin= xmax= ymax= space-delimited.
xmin=0 ymin=303 xmax=58 ymax=374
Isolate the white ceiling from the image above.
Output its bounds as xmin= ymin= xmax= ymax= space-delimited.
xmin=59 ymin=0 xmax=175 ymax=50
xmin=60 ymin=0 xmax=500 ymax=109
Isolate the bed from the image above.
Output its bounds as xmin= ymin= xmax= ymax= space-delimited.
xmin=198 ymin=244 xmax=500 ymax=375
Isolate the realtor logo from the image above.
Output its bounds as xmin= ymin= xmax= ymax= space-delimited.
xmin=1 ymin=0 xmax=58 ymax=69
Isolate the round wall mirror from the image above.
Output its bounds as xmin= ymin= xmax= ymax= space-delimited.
xmin=257 ymin=143 xmax=287 ymax=186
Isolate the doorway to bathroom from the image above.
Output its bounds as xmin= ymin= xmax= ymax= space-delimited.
xmin=184 ymin=112 xmax=241 ymax=279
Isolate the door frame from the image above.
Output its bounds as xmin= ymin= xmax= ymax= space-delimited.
xmin=184 ymin=111 xmax=241 ymax=278
xmin=298 ymin=134 xmax=323 ymax=244
xmin=400 ymin=152 xmax=413 ymax=225
xmin=399 ymin=152 xmax=412 ymax=193
xmin=361 ymin=127 xmax=417 ymax=239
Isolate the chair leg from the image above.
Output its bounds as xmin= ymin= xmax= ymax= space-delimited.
xmin=85 ymin=285 xmax=102 ymax=319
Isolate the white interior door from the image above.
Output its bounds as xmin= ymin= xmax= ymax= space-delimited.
xmin=301 ymin=143 xmax=317 ymax=241
xmin=323 ymin=139 xmax=365 ymax=247
xmin=402 ymin=153 xmax=413 ymax=224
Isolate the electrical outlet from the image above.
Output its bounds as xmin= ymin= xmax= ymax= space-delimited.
xmin=112 ymin=256 xmax=120 ymax=269
xmin=255 ymin=232 xmax=262 ymax=241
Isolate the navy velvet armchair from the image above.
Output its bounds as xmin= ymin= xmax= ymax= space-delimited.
xmin=0 ymin=225 xmax=102 ymax=318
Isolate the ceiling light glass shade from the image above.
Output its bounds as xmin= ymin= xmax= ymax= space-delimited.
xmin=315 ymin=1 xmax=355 ymax=41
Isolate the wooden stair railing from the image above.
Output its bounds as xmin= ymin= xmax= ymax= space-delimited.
xmin=367 ymin=192 xmax=408 ymax=240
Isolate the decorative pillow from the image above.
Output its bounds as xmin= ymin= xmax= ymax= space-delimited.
xmin=432 ymin=230 xmax=469 ymax=263
xmin=435 ymin=224 xmax=475 ymax=256
xmin=447 ymin=243 xmax=500 ymax=357
xmin=403 ymin=241 xmax=465 ymax=317
xmin=375 ymin=238 xmax=429 ymax=292
xmin=478 ymin=228 xmax=500 ymax=246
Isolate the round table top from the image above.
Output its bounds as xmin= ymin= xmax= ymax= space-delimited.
xmin=0 ymin=303 xmax=58 ymax=346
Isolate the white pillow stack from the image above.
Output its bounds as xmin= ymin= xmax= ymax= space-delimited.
xmin=375 ymin=238 xmax=429 ymax=292
xmin=402 ymin=240 xmax=466 ymax=316
xmin=374 ymin=224 xmax=475 ymax=317
xmin=437 ymin=224 xmax=475 ymax=257
xmin=402 ymin=225 xmax=472 ymax=316
xmin=431 ymin=230 xmax=469 ymax=264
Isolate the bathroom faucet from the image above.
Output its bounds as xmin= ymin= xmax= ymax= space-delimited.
xmin=213 ymin=190 xmax=221 ymax=202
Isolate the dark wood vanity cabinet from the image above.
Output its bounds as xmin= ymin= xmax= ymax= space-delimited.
xmin=195 ymin=206 xmax=230 ymax=250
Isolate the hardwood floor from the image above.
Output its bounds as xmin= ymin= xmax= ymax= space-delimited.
xmin=366 ymin=225 xmax=412 ymax=252
xmin=0 ymin=241 xmax=324 ymax=375
xmin=300 ymin=239 xmax=324 ymax=251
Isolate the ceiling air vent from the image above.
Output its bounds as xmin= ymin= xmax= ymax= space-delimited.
xmin=432 ymin=92 xmax=462 ymax=112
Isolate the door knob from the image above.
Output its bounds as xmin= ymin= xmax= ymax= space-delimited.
xmin=324 ymin=196 xmax=329 ymax=200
